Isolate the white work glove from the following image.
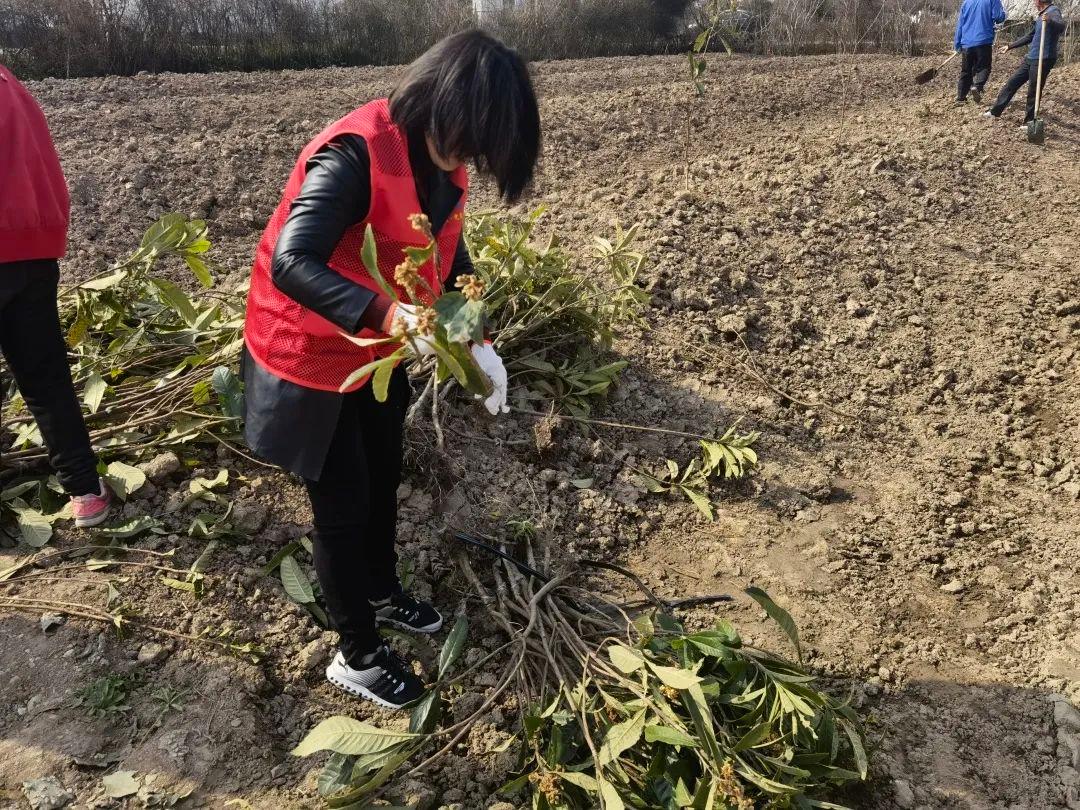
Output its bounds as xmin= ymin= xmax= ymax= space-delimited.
xmin=389 ymin=302 xmax=438 ymax=357
xmin=470 ymin=342 xmax=509 ymax=415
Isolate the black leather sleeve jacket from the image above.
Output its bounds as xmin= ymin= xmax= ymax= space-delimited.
xmin=270 ymin=133 xmax=474 ymax=333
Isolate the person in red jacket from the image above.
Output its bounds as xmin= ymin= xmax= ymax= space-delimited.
xmin=243 ymin=31 xmax=540 ymax=709
xmin=1 ymin=64 xmax=111 ymax=527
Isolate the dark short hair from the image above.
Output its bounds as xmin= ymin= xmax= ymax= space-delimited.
xmin=390 ymin=30 xmax=541 ymax=203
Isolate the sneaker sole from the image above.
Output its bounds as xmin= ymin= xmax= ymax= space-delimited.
xmin=376 ymin=615 xmax=444 ymax=634
xmin=324 ymin=666 xmax=415 ymax=710
xmin=74 ymin=509 xmax=111 ymax=529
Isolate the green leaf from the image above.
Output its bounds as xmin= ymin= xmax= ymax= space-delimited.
xmin=105 ymin=461 xmax=146 ymax=500
xmin=318 ymin=753 xmax=358 ymax=798
xmin=840 ymin=718 xmax=868 ymax=779
xmin=102 ymin=770 xmax=139 ymax=798
xmin=78 ymin=269 xmax=126 ymax=291
xmin=372 ymin=359 xmax=395 ymax=403
xmin=438 ymin=615 xmax=468 ymax=678
xmin=189 ymin=468 xmax=228 ymax=494
xmin=279 ymin=554 xmax=314 ymax=604
xmin=14 ymin=508 xmax=52 ymax=547
xmin=408 ymin=690 xmax=441 ymax=735
xmin=192 ymin=380 xmax=212 ymax=406
xmin=680 ymin=486 xmax=714 ymax=520
xmin=636 ymin=474 xmax=669 ymax=494
xmin=497 ymin=773 xmax=531 ymax=797
xmin=96 ymin=515 xmax=161 ymax=539
xmin=83 ymin=372 xmax=108 ymax=414
xmin=746 ymin=586 xmax=803 ymax=663
xmin=2 ymin=481 xmax=39 ymax=502
xmin=350 ymin=743 xmax=415 ymax=780
xmin=211 ymin=366 xmax=244 ymax=419
xmin=151 ymin=277 xmax=198 ymax=326
xmin=444 ymin=338 xmax=492 ymax=397
xmin=340 ymin=355 xmax=397 ymax=394
xmin=647 ymin=662 xmax=702 ymax=690
xmin=693 ymin=30 xmax=709 ymax=51
xmin=683 ymin=683 xmax=722 ymax=764
xmin=360 ymin=225 xmax=398 ymax=302
xmin=607 ymin=643 xmax=645 ymax=674
xmin=291 ymin=716 xmax=418 ymax=758
xmin=141 ymin=213 xmax=186 ymax=250
xmin=687 ymin=627 xmax=739 ymax=658
xmin=597 ymin=776 xmax=625 ymax=810
xmin=404 ymin=242 xmax=435 ymax=268
xmin=559 ymin=771 xmax=599 ymax=792
xmin=190 ymin=540 xmax=218 ymax=575
xmin=185 ymin=255 xmax=213 ymax=288
xmin=644 ymin=724 xmax=699 ymax=748
xmin=732 ymin=721 xmax=773 ymax=752
xmin=434 ymin=292 xmax=485 ymax=343
xmin=431 ymin=340 xmax=470 ymax=389
xmin=260 ymin=540 xmax=302 ymax=576
xmin=162 ymin=576 xmax=197 ymax=593
xmin=597 ymin=708 xmax=646 ymax=766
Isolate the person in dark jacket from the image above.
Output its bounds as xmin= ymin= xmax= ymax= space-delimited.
xmin=954 ymin=0 xmax=1006 ymax=103
xmin=984 ymin=0 xmax=1066 ymax=123
xmin=242 ymin=31 xmax=541 ymax=709
xmin=0 ymin=64 xmax=111 ymax=528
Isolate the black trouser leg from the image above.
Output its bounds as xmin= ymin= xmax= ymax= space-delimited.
xmin=991 ymin=60 xmax=1033 ymax=116
xmin=0 ymin=260 xmax=99 ymax=496
xmin=1024 ymin=58 xmax=1055 ymax=122
xmin=356 ymin=365 xmax=410 ymax=599
xmin=303 ymin=364 xmax=410 ymax=665
xmin=958 ymin=48 xmax=976 ymax=100
xmin=971 ymin=44 xmax=993 ymax=91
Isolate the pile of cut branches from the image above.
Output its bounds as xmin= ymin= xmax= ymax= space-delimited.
xmin=2 ymin=214 xmax=245 ymax=468
xmin=294 ymin=533 xmax=867 ymax=809
xmin=466 ymin=208 xmax=648 ymax=418
xmin=2 ymin=208 xmax=648 ymax=473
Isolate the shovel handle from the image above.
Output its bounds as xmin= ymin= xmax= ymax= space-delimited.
xmin=1033 ymin=9 xmax=1048 ymax=120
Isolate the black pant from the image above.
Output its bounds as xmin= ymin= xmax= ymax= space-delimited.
xmin=0 ymin=260 xmax=99 ymax=496
xmin=958 ymin=44 xmax=994 ymax=100
xmin=303 ymin=364 xmax=410 ymax=663
xmin=991 ymin=58 xmax=1056 ymax=122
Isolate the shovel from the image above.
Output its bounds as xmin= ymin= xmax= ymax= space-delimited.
xmin=1027 ymin=9 xmax=1048 ymax=144
xmin=915 ymin=51 xmax=959 ymax=85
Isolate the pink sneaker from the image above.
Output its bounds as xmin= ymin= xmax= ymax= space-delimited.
xmin=72 ymin=478 xmax=112 ymax=528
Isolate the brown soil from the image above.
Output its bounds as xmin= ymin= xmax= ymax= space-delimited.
xmin=2 ymin=52 xmax=1079 ymax=809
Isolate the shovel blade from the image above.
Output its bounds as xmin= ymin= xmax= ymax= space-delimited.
xmin=1027 ymin=118 xmax=1046 ymax=144
xmin=914 ymin=67 xmax=936 ymax=85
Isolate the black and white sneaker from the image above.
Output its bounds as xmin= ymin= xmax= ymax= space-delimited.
xmin=371 ymin=592 xmax=443 ymax=634
xmin=970 ymin=87 xmax=983 ymax=104
xmin=325 ymin=646 xmax=425 ymax=709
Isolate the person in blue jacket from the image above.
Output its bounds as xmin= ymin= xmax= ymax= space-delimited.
xmin=954 ymin=0 xmax=1006 ymax=103
xmin=984 ymin=0 xmax=1067 ymax=124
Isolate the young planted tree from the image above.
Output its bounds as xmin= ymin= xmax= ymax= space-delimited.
xmin=684 ymin=0 xmax=738 ymax=189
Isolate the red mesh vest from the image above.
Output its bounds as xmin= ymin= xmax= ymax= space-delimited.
xmin=244 ymin=98 xmax=468 ymax=392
